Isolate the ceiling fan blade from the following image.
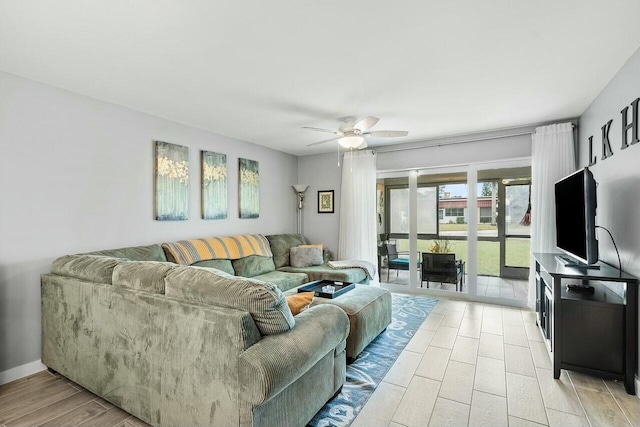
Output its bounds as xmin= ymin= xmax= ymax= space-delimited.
xmin=353 ymin=116 xmax=380 ymax=132
xmin=301 ymin=126 xmax=338 ymax=134
xmin=364 ymin=130 xmax=409 ymax=138
xmin=307 ymin=136 xmax=341 ymax=146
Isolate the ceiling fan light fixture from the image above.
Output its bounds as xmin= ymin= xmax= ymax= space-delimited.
xmin=339 ymin=135 xmax=365 ymax=149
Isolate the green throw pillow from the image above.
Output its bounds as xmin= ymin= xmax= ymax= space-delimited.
xmin=191 ymin=259 xmax=235 ymax=275
xmin=232 ymin=255 xmax=276 ymax=277
xmin=265 ymin=234 xmax=307 ymax=268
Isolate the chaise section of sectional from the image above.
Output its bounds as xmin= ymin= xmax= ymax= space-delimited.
xmin=266 ymin=233 xmax=370 ymax=285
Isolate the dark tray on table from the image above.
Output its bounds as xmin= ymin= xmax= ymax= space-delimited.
xmin=297 ymin=280 xmax=355 ymax=299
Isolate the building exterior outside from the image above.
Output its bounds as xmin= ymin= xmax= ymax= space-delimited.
xmin=438 ymin=196 xmax=497 ymax=224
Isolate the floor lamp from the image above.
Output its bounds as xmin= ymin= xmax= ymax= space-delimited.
xmin=292 ymin=185 xmax=309 ymax=234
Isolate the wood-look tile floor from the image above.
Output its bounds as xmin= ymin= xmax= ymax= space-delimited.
xmin=0 ymin=370 xmax=150 ymax=427
xmin=353 ymin=298 xmax=640 ymax=427
xmin=382 ymin=269 xmax=529 ymax=301
xmin=1 ymin=298 xmax=638 ymax=426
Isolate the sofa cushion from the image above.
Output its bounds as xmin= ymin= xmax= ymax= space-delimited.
xmin=278 ymin=264 xmax=368 ymax=284
xmin=290 ymin=247 xmax=324 ymax=268
xmin=285 ymin=292 xmax=313 ymax=316
xmin=252 ymin=271 xmax=308 ymax=292
xmin=191 ymin=259 xmax=235 ymax=275
xmin=298 ymin=244 xmax=323 ymax=250
xmin=164 ymin=266 xmax=295 ymax=335
xmin=232 ymin=255 xmax=275 ymax=277
xmin=265 ymin=234 xmax=307 ymax=268
xmin=112 ymin=261 xmax=176 ymax=294
xmin=51 ymin=255 xmax=125 ymax=284
xmin=89 ymin=244 xmax=167 ymax=262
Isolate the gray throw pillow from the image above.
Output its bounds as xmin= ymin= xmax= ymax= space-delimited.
xmin=290 ymin=247 xmax=324 ymax=268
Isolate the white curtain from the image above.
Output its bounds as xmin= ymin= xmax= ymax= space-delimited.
xmin=338 ymin=150 xmax=378 ymax=271
xmin=528 ymin=122 xmax=576 ymax=306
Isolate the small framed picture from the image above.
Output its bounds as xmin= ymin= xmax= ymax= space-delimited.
xmin=318 ymin=190 xmax=334 ymax=213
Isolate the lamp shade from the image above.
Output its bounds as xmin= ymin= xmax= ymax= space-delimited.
xmin=339 ymin=136 xmax=365 ymax=149
xmin=292 ymin=185 xmax=309 ymax=193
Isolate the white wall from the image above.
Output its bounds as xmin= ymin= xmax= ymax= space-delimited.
xmin=0 ymin=72 xmax=298 ymax=374
xmin=297 ymin=153 xmax=342 ymax=254
xmin=376 ymin=133 xmax=532 ymax=171
xmin=577 ymin=47 xmax=640 ymax=380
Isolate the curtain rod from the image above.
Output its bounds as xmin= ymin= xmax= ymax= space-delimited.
xmin=374 ymin=131 xmax=531 ymax=154
xmin=374 ymin=124 xmax=576 ymax=154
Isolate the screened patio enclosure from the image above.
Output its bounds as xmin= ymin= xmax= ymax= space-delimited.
xmin=377 ymin=166 xmax=531 ymax=304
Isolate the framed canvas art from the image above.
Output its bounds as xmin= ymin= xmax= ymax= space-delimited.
xmin=201 ymin=151 xmax=228 ymax=219
xmin=318 ymin=190 xmax=334 ymax=213
xmin=155 ymin=141 xmax=189 ymax=220
xmin=239 ymin=158 xmax=259 ymax=218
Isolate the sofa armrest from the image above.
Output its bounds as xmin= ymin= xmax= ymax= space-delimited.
xmin=239 ymin=304 xmax=349 ymax=405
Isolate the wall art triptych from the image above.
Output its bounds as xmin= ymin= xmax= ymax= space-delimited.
xmin=238 ymin=158 xmax=260 ymax=219
xmin=154 ymin=141 xmax=189 ymax=221
xmin=154 ymin=141 xmax=259 ymax=221
xmin=201 ymin=150 xmax=228 ymax=219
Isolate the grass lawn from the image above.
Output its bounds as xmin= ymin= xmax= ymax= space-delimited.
xmin=396 ymin=236 xmax=530 ymax=276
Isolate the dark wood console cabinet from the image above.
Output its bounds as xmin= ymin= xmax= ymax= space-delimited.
xmin=533 ymin=253 xmax=638 ymax=394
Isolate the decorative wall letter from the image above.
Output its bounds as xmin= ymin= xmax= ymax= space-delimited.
xmin=588 ymin=136 xmax=597 ymax=166
xmin=601 ymin=119 xmax=613 ymax=160
xmin=620 ymin=98 xmax=639 ymax=150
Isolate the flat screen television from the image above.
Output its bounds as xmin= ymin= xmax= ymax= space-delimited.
xmin=555 ymin=167 xmax=598 ymax=266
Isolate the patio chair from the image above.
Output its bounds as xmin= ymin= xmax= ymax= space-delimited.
xmin=385 ymin=243 xmax=419 ymax=281
xmin=421 ymin=252 xmax=464 ymax=291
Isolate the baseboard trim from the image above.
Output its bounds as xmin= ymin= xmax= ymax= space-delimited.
xmin=0 ymin=360 xmax=47 ymax=386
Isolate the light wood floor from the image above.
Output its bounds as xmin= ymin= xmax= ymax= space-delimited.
xmin=352 ymin=298 xmax=640 ymax=427
xmin=0 ymin=370 xmax=150 ymax=427
xmin=1 ymin=298 xmax=638 ymax=427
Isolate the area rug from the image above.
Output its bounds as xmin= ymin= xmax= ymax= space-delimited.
xmin=308 ymin=293 xmax=438 ymax=427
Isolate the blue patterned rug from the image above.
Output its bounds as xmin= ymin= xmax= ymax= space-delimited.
xmin=308 ymin=293 xmax=438 ymax=427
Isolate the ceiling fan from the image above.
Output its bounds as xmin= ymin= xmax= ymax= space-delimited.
xmin=303 ymin=116 xmax=408 ymax=149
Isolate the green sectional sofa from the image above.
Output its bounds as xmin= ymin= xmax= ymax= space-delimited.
xmin=265 ymin=234 xmax=368 ymax=288
xmin=160 ymin=233 xmax=368 ymax=291
xmin=41 ymin=234 xmax=370 ymax=427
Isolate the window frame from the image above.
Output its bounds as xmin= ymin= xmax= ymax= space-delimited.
xmin=385 ymin=181 xmax=472 ymax=242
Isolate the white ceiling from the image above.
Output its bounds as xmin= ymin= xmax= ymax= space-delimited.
xmin=1 ymin=1 xmax=639 ymax=156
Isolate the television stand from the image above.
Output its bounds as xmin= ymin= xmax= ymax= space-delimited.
xmin=533 ymin=253 xmax=638 ymax=394
xmin=554 ymin=255 xmax=600 ymax=270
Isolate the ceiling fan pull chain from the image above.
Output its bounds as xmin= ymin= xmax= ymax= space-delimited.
xmin=350 ymin=149 xmax=353 ymax=173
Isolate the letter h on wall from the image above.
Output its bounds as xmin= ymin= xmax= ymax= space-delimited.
xmin=621 ymin=98 xmax=640 ymax=150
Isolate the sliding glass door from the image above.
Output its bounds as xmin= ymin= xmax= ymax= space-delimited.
xmin=475 ymin=167 xmax=531 ymax=303
xmin=378 ymin=171 xmax=467 ymax=295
